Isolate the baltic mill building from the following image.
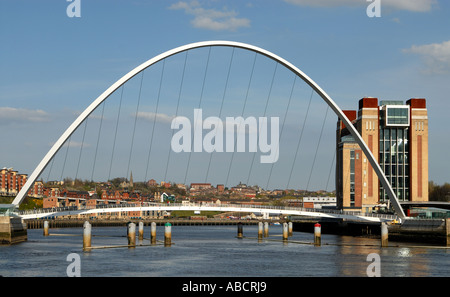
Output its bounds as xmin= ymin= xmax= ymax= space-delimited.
xmin=336 ymin=97 xmax=429 ymax=212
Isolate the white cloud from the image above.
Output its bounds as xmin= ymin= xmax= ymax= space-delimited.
xmin=169 ymin=1 xmax=250 ymax=31
xmin=47 ymin=140 xmax=91 ymax=149
xmin=383 ymin=0 xmax=436 ymax=12
xmin=284 ymin=0 xmax=363 ymax=7
xmin=61 ymin=141 xmax=91 ymax=148
xmin=136 ymin=111 xmax=175 ymax=124
xmin=403 ymin=40 xmax=450 ymax=74
xmin=0 ymin=107 xmax=50 ymax=124
xmin=284 ymin=0 xmax=436 ymax=12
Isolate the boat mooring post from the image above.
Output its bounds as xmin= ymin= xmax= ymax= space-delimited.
xmin=83 ymin=221 xmax=91 ymax=251
xmin=381 ymin=222 xmax=388 ymax=247
xmin=314 ymin=223 xmax=321 ymax=246
xmin=43 ymin=220 xmax=49 ymax=236
xmin=288 ymin=222 xmax=293 ymax=237
xmin=258 ymin=222 xmax=263 ymax=240
xmin=237 ymin=222 xmax=243 ymax=239
xmin=151 ymin=222 xmax=157 ymax=245
xmin=138 ymin=221 xmax=144 ymax=241
xmin=164 ymin=222 xmax=172 ymax=247
xmin=128 ymin=222 xmax=136 ymax=248
xmin=264 ymin=222 xmax=269 ymax=237
xmin=283 ymin=222 xmax=288 ymax=242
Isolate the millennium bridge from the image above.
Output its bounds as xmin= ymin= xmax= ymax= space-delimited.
xmin=17 ymin=202 xmax=398 ymax=223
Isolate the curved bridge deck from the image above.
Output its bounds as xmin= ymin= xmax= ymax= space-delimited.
xmin=18 ymin=202 xmax=398 ymax=223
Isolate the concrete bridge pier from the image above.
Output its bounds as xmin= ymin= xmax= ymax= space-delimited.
xmin=0 ymin=216 xmax=27 ymax=244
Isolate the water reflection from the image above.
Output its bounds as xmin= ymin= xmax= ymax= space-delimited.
xmin=0 ymin=226 xmax=448 ymax=277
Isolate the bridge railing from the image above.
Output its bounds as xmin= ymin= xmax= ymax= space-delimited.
xmin=18 ymin=205 xmax=80 ymax=216
xmin=17 ymin=202 xmax=399 ymax=221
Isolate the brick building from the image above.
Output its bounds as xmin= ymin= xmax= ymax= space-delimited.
xmin=190 ymin=183 xmax=212 ymax=190
xmin=0 ymin=167 xmax=43 ymax=198
xmin=336 ymin=98 xmax=429 ymax=212
xmin=1 ymin=168 xmax=18 ymax=196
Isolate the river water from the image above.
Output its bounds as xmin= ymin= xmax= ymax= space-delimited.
xmin=0 ymin=224 xmax=449 ymax=277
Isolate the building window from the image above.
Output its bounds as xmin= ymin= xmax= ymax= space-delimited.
xmin=385 ymin=106 xmax=410 ymax=126
xmin=350 ymin=150 xmax=355 ymax=206
xmin=379 ymin=126 xmax=409 ymax=202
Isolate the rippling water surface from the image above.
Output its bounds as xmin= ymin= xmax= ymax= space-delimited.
xmin=1 ymin=225 xmax=449 ymax=277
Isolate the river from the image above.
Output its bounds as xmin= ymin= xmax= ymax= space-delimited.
xmin=0 ymin=224 xmax=449 ymax=277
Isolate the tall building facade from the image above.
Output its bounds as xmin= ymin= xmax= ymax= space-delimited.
xmin=336 ymin=98 xmax=428 ymax=212
xmin=1 ymin=168 xmax=26 ymax=197
xmin=0 ymin=167 xmax=44 ymax=198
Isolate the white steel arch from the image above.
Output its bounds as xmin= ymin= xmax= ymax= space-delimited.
xmin=19 ymin=203 xmax=397 ymax=222
xmin=12 ymin=41 xmax=406 ymax=219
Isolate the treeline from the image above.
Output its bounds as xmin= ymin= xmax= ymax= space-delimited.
xmin=429 ymin=181 xmax=450 ymax=202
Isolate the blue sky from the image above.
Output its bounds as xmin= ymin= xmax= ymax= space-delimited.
xmin=1 ymin=0 xmax=449 ymax=190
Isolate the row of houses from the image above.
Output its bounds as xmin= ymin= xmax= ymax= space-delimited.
xmin=189 ymin=182 xmax=258 ymax=198
xmin=2 ymin=166 xmax=336 ymax=212
xmin=187 ymin=182 xmax=331 ymax=199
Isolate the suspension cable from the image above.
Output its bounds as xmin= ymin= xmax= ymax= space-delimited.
xmin=126 ymin=71 xmax=145 ymax=180
xmin=91 ymin=101 xmax=106 ymax=181
xmin=246 ymin=62 xmax=278 ymax=186
xmin=266 ymin=75 xmax=297 ymax=189
xmin=306 ymin=105 xmax=329 ymax=191
xmin=144 ymin=59 xmax=166 ymax=182
xmin=184 ymin=47 xmax=212 ymax=185
xmin=46 ymin=157 xmax=55 ymax=182
xmin=325 ymin=148 xmax=336 ymax=191
xmin=60 ymin=136 xmax=71 ymax=182
xmin=164 ymin=51 xmax=189 ymax=182
xmin=205 ymin=47 xmax=235 ymax=183
xmin=75 ymin=118 xmax=88 ymax=182
xmin=108 ymin=86 xmax=124 ymax=181
xmin=225 ymin=52 xmax=257 ymax=187
xmin=287 ymin=89 xmax=314 ymax=189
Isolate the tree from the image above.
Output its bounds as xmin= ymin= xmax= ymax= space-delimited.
xmin=429 ymin=181 xmax=450 ymax=202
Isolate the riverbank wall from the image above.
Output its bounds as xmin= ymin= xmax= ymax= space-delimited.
xmin=0 ymin=217 xmax=27 ymax=244
xmin=292 ymin=218 xmax=450 ymax=245
xmin=23 ymin=217 xmax=450 ymax=246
